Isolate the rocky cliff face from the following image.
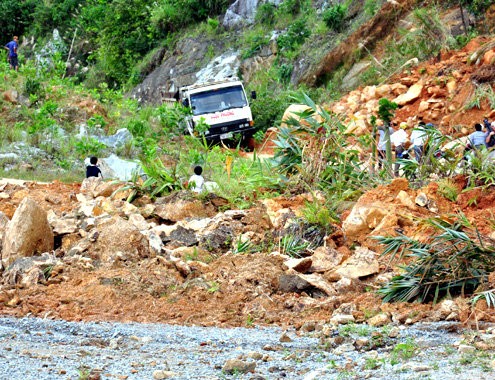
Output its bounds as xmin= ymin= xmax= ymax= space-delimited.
xmin=130 ymin=1 xmax=495 ymax=108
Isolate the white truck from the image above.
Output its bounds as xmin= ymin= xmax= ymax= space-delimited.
xmin=179 ymin=78 xmax=255 ymax=141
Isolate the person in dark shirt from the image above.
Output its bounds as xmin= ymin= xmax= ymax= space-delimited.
xmin=4 ymin=36 xmax=19 ymax=71
xmin=86 ymin=156 xmax=102 ymax=178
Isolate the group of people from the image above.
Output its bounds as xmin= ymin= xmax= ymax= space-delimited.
xmin=85 ymin=157 xmax=207 ymax=194
xmin=4 ymin=36 xmax=19 ymax=71
xmin=376 ymin=117 xmax=495 ymax=176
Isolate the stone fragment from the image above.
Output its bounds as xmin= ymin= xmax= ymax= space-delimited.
xmin=92 ymin=216 xmax=152 ymax=264
xmin=3 ymin=89 xmax=18 ymax=103
xmin=154 ymin=199 xmax=214 ymax=222
xmin=309 ymin=246 xmax=344 ymax=273
xmin=396 ymin=190 xmax=416 ymax=210
xmin=335 ymin=247 xmax=379 ymax=279
xmin=153 ymin=370 xmax=178 ymax=379
xmin=393 ymin=82 xmax=423 ymax=105
xmin=278 ymin=274 xmax=312 ymax=293
xmin=330 ymin=314 xmax=355 ymax=325
xmin=279 ymin=332 xmax=293 ymax=343
xmin=284 ymin=257 xmax=312 ymax=273
xmin=2 ymin=197 xmax=54 ymax=266
xmin=333 ymin=343 xmax=356 ymax=354
xmin=458 ymin=344 xmax=475 ymax=353
xmin=415 ymin=192 xmax=428 ymax=207
xmin=222 ymin=359 xmax=256 ymax=374
xmin=367 ymin=313 xmax=390 ymax=327
xmin=342 ymin=203 xmax=391 ymax=237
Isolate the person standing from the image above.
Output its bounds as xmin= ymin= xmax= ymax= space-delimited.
xmin=390 ymin=122 xmax=409 ymax=177
xmin=377 ymin=123 xmax=394 ymax=169
xmin=4 ymin=36 xmax=19 ymax=71
xmin=410 ymin=121 xmax=428 ymax=164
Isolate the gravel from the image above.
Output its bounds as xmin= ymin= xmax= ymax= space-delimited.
xmin=0 ymin=316 xmax=494 ymax=379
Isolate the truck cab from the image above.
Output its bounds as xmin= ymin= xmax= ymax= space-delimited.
xmin=179 ymin=78 xmax=255 ymax=141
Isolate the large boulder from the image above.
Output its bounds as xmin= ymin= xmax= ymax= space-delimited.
xmin=154 ymin=198 xmax=216 ymax=222
xmin=342 ymin=202 xmax=395 ymax=239
xmin=280 ymin=104 xmax=324 ymax=128
xmin=222 ymin=0 xmax=259 ymax=30
xmin=2 ymin=197 xmax=54 ymax=267
xmin=90 ymin=216 xmax=153 ymax=264
xmin=393 ymin=82 xmax=423 ymax=106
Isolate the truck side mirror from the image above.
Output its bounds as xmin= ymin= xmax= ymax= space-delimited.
xmin=182 ymin=99 xmax=190 ymax=107
xmin=251 ymin=91 xmax=257 ymax=100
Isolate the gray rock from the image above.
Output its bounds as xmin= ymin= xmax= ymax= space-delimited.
xmin=278 ymin=274 xmax=312 ymax=293
xmin=98 ymin=128 xmax=132 ymax=148
xmin=2 ymin=253 xmax=61 ymax=286
xmin=2 ymin=197 xmax=54 ymax=266
xmin=223 ymin=0 xmax=259 ymax=29
xmin=415 ymin=192 xmax=428 ymax=207
xmin=168 ymin=226 xmax=198 ymax=247
xmin=200 ymin=224 xmax=234 ymax=252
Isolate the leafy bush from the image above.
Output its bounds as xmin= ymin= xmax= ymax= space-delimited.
xmin=465 ymin=84 xmax=495 ymax=110
xmin=272 ymin=92 xmax=374 ymax=201
xmin=279 ymin=234 xmax=309 ymax=257
xmin=463 ymin=0 xmax=492 ymax=15
xmin=277 ymin=18 xmax=311 ymax=53
xmin=377 ymin=98 xmax=398 ymax=125
xmin=150 ymin=0 xmax=230 ymax=35
xmin=241 ymin=34 xmax=270 ymax=60
xmin=277 ymin=0 xmax=307 ymax=16
xmin=277 ymin=63 xmax=293 ymax=84
xmin=0 ymin=0 xmax=36 ymax=38
xmin=255 ymin=3 xmax=276 ymax=26
xmin=74 ymin=137 xmax=107 ymax=158
xmin=364 ymin=0 xmax=380 ymax=16
xmin=437 ymin=178 xmax=459 ymax=202
xmin=250 ymin=87 xmax=291 ymax=133
xmin=376 ymin=217 xmax=495 ymax=303
xmin=322 ymin=4 xmax=347 ymax=32
xmin=126 ymin=119 xmax=149 ymax=138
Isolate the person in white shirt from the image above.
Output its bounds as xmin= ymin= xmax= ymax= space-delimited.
xmin=377 ymin=123 xmax=395 ymax=169
xmin=410 ymin=121 xmax=428 ymax=163
xmin=390 ymin=122 xmax=409 ymax=177
xmin=188 ymin=165 xmax=205 ymax=193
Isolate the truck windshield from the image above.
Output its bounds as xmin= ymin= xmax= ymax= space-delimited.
xmin=190 ymin=85 xmax=248 ymax=115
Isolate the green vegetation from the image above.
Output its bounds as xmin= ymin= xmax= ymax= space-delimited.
xmin=437 ymin=178 xmax=459 ymax=202
xmin=389 ymin=338 xmax=418 ymax=365
xmin=322 ymin=4 xmax=347 ymax=32
xmin=376 ymin=216 xmax=495 ymax=304
xmin=2 ymin=2 xmax=494 ymax=317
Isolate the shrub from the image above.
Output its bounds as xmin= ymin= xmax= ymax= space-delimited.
xmin=250 ymin=88 xmax=290 ymax=133
xmin=241 ymin=34 xmax=270 ymax=60
xmin=255 ymin=3 xmax=276 ymax=26
xmin=277 ymin=63 xmax=293 ymax=84
xmin=74 ymin=137 xmax=107 ymax=157
xmin=376 ymin=217 xmax=495 ymax=303
xmin=24 ymin=78 xmax=45 ymax=99
xmin=322 ymin=4 xmax=347 ymax=32
xmin=277 ymin=18 xmax=311 ymax=53
xmin=437 ymin=178 xmax=459 ymax=202
xmin=277 ymin=0 xmax=306 ymax=16
xmin=126 ymin=119 xmax=149 ymax=138
xmin=272 ymin=92 xmax=374 ymax=200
